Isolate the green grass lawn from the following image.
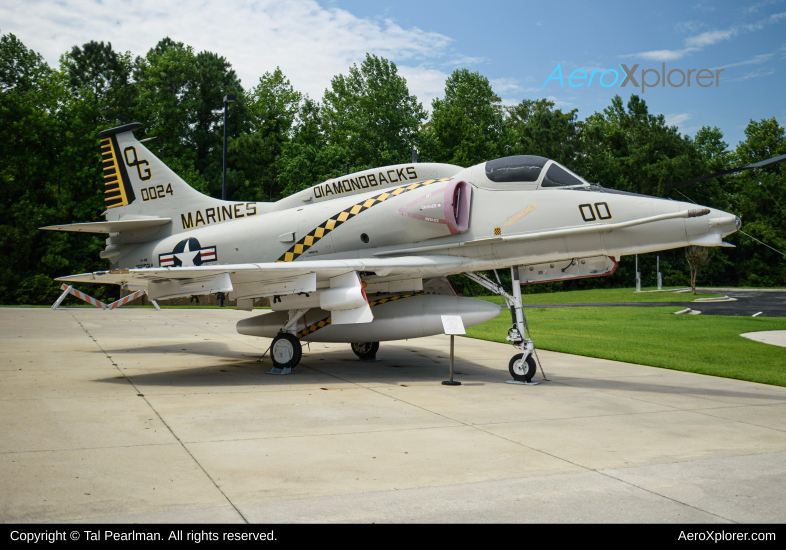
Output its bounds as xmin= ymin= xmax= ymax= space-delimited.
xmin=466 ymin=302 xmax=786 ymax=387
xmin=483 ymin=287 xmax=724 ymax=305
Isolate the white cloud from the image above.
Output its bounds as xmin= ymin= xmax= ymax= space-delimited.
xmin=545 ymin=96 xmax=575 ymax=109
xmin=632 ymin=48 xmax=696 ymax=62
xmin=396 ymin=65 xmax=450 ymax=111
xmin=713 ymin=50 xmax=779 ymax=69
xmin=442 ymin=55 xmax=487 ymax=67
xmin=0 ymin=0 xmax=457 ymax=103
xmin=665 ymin=113 xmax=692 ymax=126
xmin=746 ymin=0 xmax=782 ymax=13
xmin=624 ymin=10 xmax=786 ymax=62
xmin=684 ymin=28 xmax=738 ymax=48
xmin=726 ymin=67 xmax=776 ymax=81
xmin=490 ymin=78 xmax=522 ymax=94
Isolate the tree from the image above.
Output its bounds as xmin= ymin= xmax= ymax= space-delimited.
xmin=322 ymin=54 xmax=426 ymax=169
xmin=0 ymin=33 xmax=111 ymax=304
xmin=422 ymin=69 xmax=504 ymax=167
xmin=230 ymin=68 xmax=302 ymax=201
xmin=191 ymin=50 xmax=246 ymax=197
xmin=579 ymin=95 xmax=702 ymax=196
xmin=727 ymin=117 xmax=786 ymax=287
xmin=132 ymin=39 xmax=208 ymax=193
xmin=275 ymin=98 xmax=348 ymax=198
xmin=505 ymin=98 xmax=582 ymax=170
xmin=685 ymin=246 xmax=711 ymax=294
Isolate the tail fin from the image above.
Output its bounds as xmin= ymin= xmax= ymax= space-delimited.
xmin=99 ymin=123 xmax=225 ymax=231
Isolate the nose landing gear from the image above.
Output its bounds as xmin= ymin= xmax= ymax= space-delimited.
xmin=463 ymin=267 xmax=547 ymax=385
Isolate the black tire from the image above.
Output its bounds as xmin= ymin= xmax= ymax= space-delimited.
xmin=271 ymin=333 xmax=302 ymax=369
xmin=509 ymin=353 xmax=537 ymax=382
xmin=351 ymin=341 xmax=380 ymax=360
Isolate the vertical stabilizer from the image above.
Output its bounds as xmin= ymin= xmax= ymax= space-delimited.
xmin=98 ymin=123 xmax=263 ymax=234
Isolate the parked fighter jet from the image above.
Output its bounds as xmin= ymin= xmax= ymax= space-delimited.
xmin=44 ymin=123 xmax=741 ymax=381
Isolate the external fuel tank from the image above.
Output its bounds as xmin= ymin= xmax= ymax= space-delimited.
xmin=236 ymin=294 xmax=502 ymax=342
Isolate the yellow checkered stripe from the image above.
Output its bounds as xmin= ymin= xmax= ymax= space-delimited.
xmin=101 ymin=137 xmax=130 ymax=209
xmin=295 ymin=293 xmax=422 ymax=339
xmin=277 ymin=178 xmax=452 ymax=262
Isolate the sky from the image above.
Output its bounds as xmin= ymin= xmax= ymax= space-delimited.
xmin=2 ymin=0 xmax=785 ymax=146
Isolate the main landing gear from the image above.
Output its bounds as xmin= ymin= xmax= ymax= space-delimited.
xmin=270 ymin=332 xmax=302 ymax=374
xmin=463 ymin=267 xmax=547 ymax=385
xmin=267 ymin=308 xmax=309 ymax=374
xmin=351 ymin=341 xmax=379 ymax=361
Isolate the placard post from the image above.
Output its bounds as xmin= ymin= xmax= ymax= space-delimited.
xmin=441 ymin=315 xmax=464 ymax=386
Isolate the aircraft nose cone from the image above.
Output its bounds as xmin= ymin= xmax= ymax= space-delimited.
xmin=736 ymin=216 xmax=742 ymax=230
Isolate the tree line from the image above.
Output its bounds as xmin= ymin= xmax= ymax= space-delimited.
xmin=0 ymin=33 xmax=784 ymax=304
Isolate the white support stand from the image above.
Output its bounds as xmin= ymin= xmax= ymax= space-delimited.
xmin=657 ymin=255 xmax=662 ymax=290
xmin=635 ymin=255 xmax=642 ymax=292
xmin=51 ymin=285 xmax=72 ymax=310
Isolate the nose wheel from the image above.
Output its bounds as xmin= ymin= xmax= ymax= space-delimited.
xmin=269 ymin=332 xmax=302 ymax=374
xmin=509 ymin=353 xmax=537 ymax=383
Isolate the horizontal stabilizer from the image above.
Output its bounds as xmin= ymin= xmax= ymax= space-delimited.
xmin=40 ymin=218 xmax=171 ymax=233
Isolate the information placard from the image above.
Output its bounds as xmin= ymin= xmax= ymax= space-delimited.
xmin=441 ymin=315 xmax=466 ymax=335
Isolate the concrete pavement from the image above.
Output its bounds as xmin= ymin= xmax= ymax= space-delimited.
xmin=741 ymin=330 xmax=786 ymax=347
xmin=2 ymin=307 xmax=786 ymax=523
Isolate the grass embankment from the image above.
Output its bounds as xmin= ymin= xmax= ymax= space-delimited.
xmin=466 ymin=298 xmax=786 ymax=387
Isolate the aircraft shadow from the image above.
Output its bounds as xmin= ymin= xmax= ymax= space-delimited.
xmin=94 ymin=342 xmax=483 ymax=388
xmin=93 ymin=342 xmax=786 ymax=402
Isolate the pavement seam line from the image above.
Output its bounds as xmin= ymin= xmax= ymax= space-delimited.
xmin=0 ymin=442 xmax=177 ymax=455
xmin=305 ymin=364 xmax=736 ymax=524
xmin=69 ymin=310 xmax=250 ymax=524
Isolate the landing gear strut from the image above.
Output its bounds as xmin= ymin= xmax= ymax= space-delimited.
xmin=463 ymin=267 xmax=547 ymax=384
xmin=351 ymin=342 xmax=379 ymax=361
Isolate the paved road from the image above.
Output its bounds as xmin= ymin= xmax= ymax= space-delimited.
xmin=524 ymin=289 xmax=786 ymax=317
xmin=2 ymin=308 xmax=786 ymax=523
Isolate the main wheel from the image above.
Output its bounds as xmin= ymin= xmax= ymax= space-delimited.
xmin=271 ymin=333 xmax=302 ymax=370
xmin=509 ymin=353 xmax=537 ymax=382
xmin=351 ymin=341 xmax=379 ymax=360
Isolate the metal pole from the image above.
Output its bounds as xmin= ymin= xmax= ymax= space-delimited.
xmin=450 ymin=335 xmax=454 ymax=382
xmin=222 ymin=101 xmax=228 ymax=201
xmin=635 ymin=255 xmax=641 ymax=292
xmin=442 ymin=334 xmax=461 ymax=386
xmin=412 ymin=147 xmax=417 ymax=163
xmin=221 ymin=94 xmax=236 ymax=201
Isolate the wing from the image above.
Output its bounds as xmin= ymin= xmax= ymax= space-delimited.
xmin=55 ymin=255 xmax=478 ymax=300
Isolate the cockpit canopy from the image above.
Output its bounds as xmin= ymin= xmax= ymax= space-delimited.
xmin=484 ymin=155 xmax=588 ymax=188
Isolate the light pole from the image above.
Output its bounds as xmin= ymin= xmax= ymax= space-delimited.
xmin=222 ymin=94 xmax=236 ymax=201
